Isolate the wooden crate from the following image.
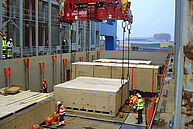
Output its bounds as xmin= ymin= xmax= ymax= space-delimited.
xmin=0 ymin=92 xmax=55 ymax=129
xmin=94 ymin=59 xmax=152 ymax=64
xmin=54 ymin=77 xmax=129 ymax=116
xmin=72 ymin=62 xmax=160 ymax=93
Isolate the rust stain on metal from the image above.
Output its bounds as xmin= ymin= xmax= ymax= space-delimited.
xmin=182 ymin=90 xmax=193 ymax=113
xmin=181 ymin=1 xmax=193 ymax=128
xmin=185 ymin=120 xmax=193 ymax=126
xmin=181 ymin=90 xmax=193 ymax=127
xmin=184 ymin=44 xmax=193 ymax=60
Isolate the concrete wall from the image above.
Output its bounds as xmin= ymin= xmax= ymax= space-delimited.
xmin=0 ymin=50 xmax=168 ymax=91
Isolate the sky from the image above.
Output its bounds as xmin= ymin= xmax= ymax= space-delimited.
xmin=117 ymin=0 xmax=175 ymax=40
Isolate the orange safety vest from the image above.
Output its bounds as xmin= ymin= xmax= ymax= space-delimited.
xmin=42 ymin=81 xmax=47 ymax=89
xmin=130 ymin=96 xmax=138 ymax=106
xmin=58 ymin=105 xmax=66 ymax=115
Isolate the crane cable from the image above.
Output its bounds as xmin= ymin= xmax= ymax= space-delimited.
xmin=127 ymin=22 xmax=132 ymax=97
xmin=120 ymin=20 xmax=126 ymax=108
xmin=121 ymin=21 xmax=132 ymax=109
xmin=121 ymin=20 xmax=126 ymax=85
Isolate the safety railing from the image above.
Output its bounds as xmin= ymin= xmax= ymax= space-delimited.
xmin=147 ymin=52 xmax=171 ymax=128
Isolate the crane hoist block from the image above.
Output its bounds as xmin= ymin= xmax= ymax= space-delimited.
xmin=58 ymin=0 xmax=133 ymax=24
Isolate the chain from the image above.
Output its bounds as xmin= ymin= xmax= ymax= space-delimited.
xmin=127 ymin=23 xmax=132 ymax=82
xmin=121 ymin=20 xmax=127 ymax=86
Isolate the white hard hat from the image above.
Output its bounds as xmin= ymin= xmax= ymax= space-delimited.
xmin=57 ymin=101 xmax=61 ymax=106
xmin=138 ymin=95 xmax=141 ymax=98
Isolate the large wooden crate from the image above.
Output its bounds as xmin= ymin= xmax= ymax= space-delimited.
xmin=72 ymin=62 xmax=160 ymax=93
xmin=94 ymin=59 xmax=152 ymax=64
xmin=54 ymin=77 xmax=129 ymax=116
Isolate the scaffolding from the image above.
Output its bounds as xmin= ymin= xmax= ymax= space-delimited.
xmin=0 ymin=0 xmax=100 ymax=59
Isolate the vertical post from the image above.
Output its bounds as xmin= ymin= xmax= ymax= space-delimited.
xmin=9 ymin=1 xmax=12 ymax=38
xmin=76 ymin=21 xmax=79 ymax=52
xmin=19 ymin=0 xmax=23 ymax=57
xmin=69 ymin=25 xmax=72 ymax=53
xmin=83 ymin=21 xmax=86 ymax=51
xmin=94 ymin=22 xmax=96 ymax=50
xmin=48 ymin=0 xmax=52 ymax=54
xmin=63 ymin=59 xmax=67 ymax=82
xmin=174 ymin=0 xmax=184 ymax=128
xmin=98 ymin=23 xmax=101 ymax=49
xmin=70 ymin=25 xmax=73 ymax=79
xmin=29 ymin=0 xmax=33 ymax=55
xmin=59 ymin=2 xmax=63 ymax=83
xmin=13 ymin=0 xmax=16 ymax=47
xmin=42 ymin=4 xmax=45 ymax=47
xmin=0 ymin=0 xmax=2 ymax=59
xmin=89 ymin=21 xmax=92 ymax=51
xmin=35 ymin=0 xmax=38 ymax=56
xmin=59 ymin=23 xmax=62 ymax=83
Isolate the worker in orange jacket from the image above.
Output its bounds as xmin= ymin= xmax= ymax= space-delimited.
xmin=56 ymin=101 xmax=66 ymax=127
xmin=42 ymin=79 xmax=48 ymax=93
xmin=129 ymin=94 xmax=138 ymax=112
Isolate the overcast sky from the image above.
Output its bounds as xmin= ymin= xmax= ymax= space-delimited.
xmin=117 ymin=0 xmax=175 ymax=40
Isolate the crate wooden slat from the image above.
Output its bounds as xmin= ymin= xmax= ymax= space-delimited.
xmin=94 ymin=59 xmax=152 ymax=64
xmin=72 ymin=62 xmax=160 ymax=93
xmin=54 ymin=77 xmax=129 ymax=116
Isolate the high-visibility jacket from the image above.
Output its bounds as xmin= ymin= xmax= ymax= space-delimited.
xmin=7 ymin=41 xmax=13 ymax=47
xmin=7 ymin=41 xmax=13 ymax=57
xmin=58 ymin=105 xmax=66 ymax=115
xmin=137 ymin=98 xmax=144 ymax=110
xmin=42 ymin=81 xmax=48 ymax=89
xmin=130 ymin=96 xmax=138 ymax=106
xmin=2 ymin=39 xmax=7 ymax=50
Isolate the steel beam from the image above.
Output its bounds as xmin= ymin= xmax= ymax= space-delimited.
xmin=9 ymin=0 xmax=12 ymax=38
xmin=48 ymin=0 xmax=52 ymax=54
xmin=83 ymin=21 xmax=86 ymax=51
xmin=94 ymin=22 xmax=96 ymax=50
xmin=174 ymin=0 xmax=184 ymax=128
xmin=98 ymin=23 xmax=101 ymax=49
xmin=35 ymin=0 xmax=39 ymax=56
xmin=13 ymin=0 xmax=16 ymax=47
xmin=0 ymin=0 xmax=2 ymax=59
xmin=69 ymin=25 xmax=72 ymax=53
xmin=174 ymin=47 xmax=183 ymax=128
xmin=59 ymin=24 xmax=62 ymax=83
xmin=19 ymin=0 xmax=23 ymax=57
xmin=29 ymin=0 xmax=33 ymax=54
xmin=89 ymin=21 xmax=92 ymax=51
xmin=42 ymin=3 xmax=46 ymax=46
xmin=40 ymin=0 xmax=59 ymax=6
xmin=76 ymin=21 xmax=79 ymax=52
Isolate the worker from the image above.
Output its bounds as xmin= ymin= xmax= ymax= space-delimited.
xmin=42 ymin=79 xmax=48 ymax=93
xmin=2 ymin=36 xmax=7 ymax=59
xmin=129 ymin=94 xmax=138 ymax=112
xmin=56 ymin=101 xmax=65 ymax=127
xmin=136 ymin=94 xmax=144 ymax=124
xmin=7 ymin=38 xmax=13 ymax=59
